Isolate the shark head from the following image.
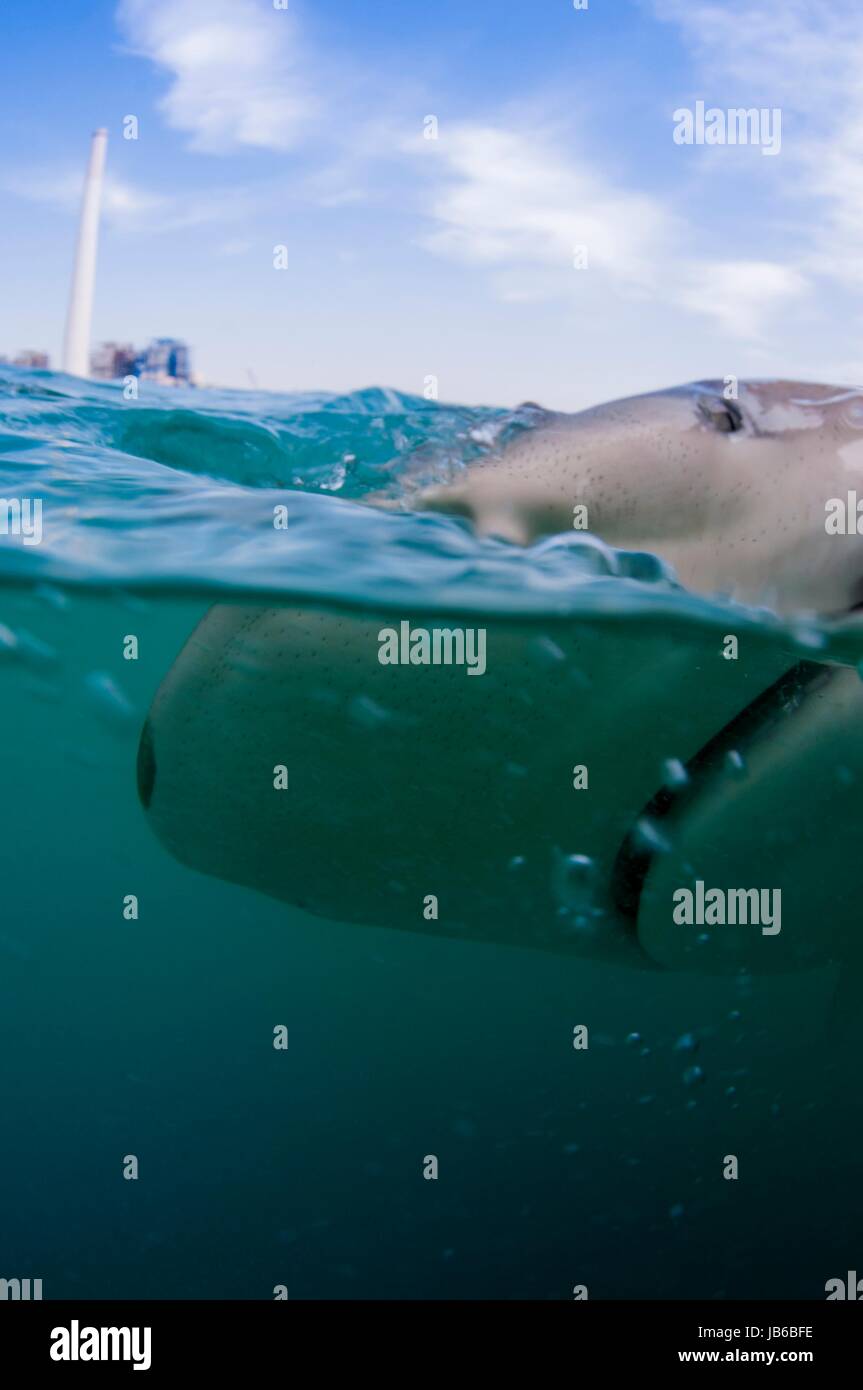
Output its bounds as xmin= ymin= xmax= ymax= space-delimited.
xmin=415 ymin=380 xmax=863 ymax=615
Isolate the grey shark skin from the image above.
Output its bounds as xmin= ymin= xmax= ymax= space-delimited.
xmin=414 ymin=381 xmax=863 ymax=615
xmin=138 ymin=381 xmax=863 ymax=973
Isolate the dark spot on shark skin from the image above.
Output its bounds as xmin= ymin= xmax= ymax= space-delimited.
xmin=137 ymin=717 xmax=156 ymax=809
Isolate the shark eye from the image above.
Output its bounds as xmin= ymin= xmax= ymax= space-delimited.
xmin=697 ymin=396 xmax=744 ymax=433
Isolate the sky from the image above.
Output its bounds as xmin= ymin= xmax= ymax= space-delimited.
xmin=2 ymin=0 xmax=863 ymax=408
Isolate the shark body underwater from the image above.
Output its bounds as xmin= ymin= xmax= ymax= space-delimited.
xmin=138 ymin=380 xmax=863 ymax=980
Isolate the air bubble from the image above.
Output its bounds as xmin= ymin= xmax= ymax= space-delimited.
xmin=552 ymin=851 xmax=597 ymax=912
xmin=348 ymin=694 xmax=392 ymax=729
xmin=633 ymin=818 xmax=671 ymax=854
xmin=791 ymin=622 xmax=826 ymax=651
xmin=34 ymin=584 xmax=69 ymax=611
xmin=661 ymin=758 xmax=689 ymax=790
xmin=528 ymin=635 xmax=567 ymax=667
xmin=13 ymin=629 xmax=58 ymax=668
xmin=83 ymin=671 xmax=135 ymax=725
xmin=320 ymin=461 xmax=347 ymax=492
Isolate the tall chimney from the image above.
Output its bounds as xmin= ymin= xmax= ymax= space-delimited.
xmin=62 ymin=128 xmax=108 ymax=378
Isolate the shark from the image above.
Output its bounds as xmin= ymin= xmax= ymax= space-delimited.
xmin=137 ymin=381 xmax=863 ymax=979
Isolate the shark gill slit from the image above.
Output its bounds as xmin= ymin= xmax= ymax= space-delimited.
xmin=610 ymin=659 xmax=835 ymax=927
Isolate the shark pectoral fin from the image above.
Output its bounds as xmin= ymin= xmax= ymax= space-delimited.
xmin=413 ymin=484 xmax=531 ymax=545
xmin=412 ymin=482 xmax=471 ymax=518
xmin=472 ymin=507 xmax=532 ymax=545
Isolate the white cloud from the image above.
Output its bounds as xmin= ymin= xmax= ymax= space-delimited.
xmin=1 ymin=169 xmax=90 ymax=209
xmin=103 ymin=179 xmax=168 ymax=221
xmin=2 ymin=169 xmax=164 ymax=222
xmin=651 ymin=0 xmax=863 ymax=110
xmin=416 ymin=125 xmax=673 ymax=288
xmin=675 ymin=261 xmax=807 ymax=339
xmin=1 ymin=166 xmax=247 ymax=234
xmin=652 ymin=0 xmax=863 ymax=292
xmin=411 ymin=122 xmax=804 ymax=340
xmin=116 ymin=0 xmax=315 ymax=153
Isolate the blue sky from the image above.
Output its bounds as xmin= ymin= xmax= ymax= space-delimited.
xmin=2 ymin=0 xmax=863 ymax=407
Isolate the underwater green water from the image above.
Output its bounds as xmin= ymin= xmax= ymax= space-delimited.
xmin=1 ymin=368 xmax=861 ymax=1299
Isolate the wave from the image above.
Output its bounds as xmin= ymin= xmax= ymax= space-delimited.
xmin=0 ymin=366 xmax=856 ymax=661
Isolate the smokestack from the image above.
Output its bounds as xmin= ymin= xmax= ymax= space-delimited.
xmin=62 ymin=128 xmax=108 ymax=378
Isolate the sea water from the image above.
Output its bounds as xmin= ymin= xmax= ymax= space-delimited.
xmin=0 ymin=365 xmax=861 ymax=1300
